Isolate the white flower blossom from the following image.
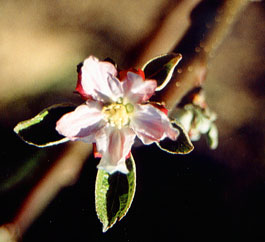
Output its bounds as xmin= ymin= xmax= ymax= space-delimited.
xmin=56 ymin=56 xmax=179 ymax=174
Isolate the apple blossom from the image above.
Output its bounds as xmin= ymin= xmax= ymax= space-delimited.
xmin=56 ymin=56 xmax=179 ymax=174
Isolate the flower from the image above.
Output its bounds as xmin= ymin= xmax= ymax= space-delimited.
xmin=172 ymin=103 xmax=218 ymax=149
xmin=56 ymin=56 xmax=179 ymax=174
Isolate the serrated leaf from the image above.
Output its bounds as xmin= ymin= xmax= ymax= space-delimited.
xmin=14 ymin=104 xmax=76 ymax=147
xmin=157 ymin=120 xmax=194 ymax=154
xmin=95 ymin=156 xmax=136 ymax=232
xmin=142 ymin=53 xmax=182 ymax=91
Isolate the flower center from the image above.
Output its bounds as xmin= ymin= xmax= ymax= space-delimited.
xmin=102 ymin=101 xmax=134 ymax=129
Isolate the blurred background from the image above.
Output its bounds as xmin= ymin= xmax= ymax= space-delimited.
xmin=0 ymin=0 xmax=264 ymax=241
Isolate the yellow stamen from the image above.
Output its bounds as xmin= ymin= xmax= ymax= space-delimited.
xmin=102 ymin=102 xmax=134 ymax=129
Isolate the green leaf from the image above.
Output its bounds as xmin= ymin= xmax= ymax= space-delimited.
xmin=95 ymin=155 xmax=136 ymax=232
xmin=14 ymin=104 xmax=76 ymax=147
xmin=142 ymin=53 xmax=182 ymax=91
xmin=156 ymin=120 xmax=194 ymax=154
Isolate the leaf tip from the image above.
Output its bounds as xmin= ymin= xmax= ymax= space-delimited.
xmin=172 ymin=53 xmax=182 ymax=64
xmin=156 ymin=120 xmax=194 ymax=155
xmin=102 ymin=225 xmax=109 ymax=233
xmin=13 ymin=123 xmax=20 ymax=134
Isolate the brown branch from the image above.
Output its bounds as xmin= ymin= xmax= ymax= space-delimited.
xmin=200 ymin=0 xmax=251 ymax=58
xmin=1 ymin=143 xmax=92 ymax=241
xmin=132 ymin=0 xmax=203 ymax=68
xmin=154 ymin=0 xmax=250 ymax=112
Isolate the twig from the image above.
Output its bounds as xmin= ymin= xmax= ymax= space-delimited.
xmin=153 ymin=0 xmax=250 ymax=112
xmin=1 ymin=143 xmax=92 ymax=241
xmin=132 ymin=0 xmax=203 ymax=67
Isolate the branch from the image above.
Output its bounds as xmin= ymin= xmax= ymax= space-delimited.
xmin=153 ymin=0 xmax=250 ymax=112
xmin=131 ymin=0 xmax=203 ymax=67
xmin=1 ymin=143 xmax=92 ymax=241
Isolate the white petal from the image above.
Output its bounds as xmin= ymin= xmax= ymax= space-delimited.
xmin=106 ymin=74 xmax=123 ymax=100
xmin=131 ymin=104 xmax=179 ymax=144
xmin=173 ymin=109 xmax=193 ymax=132
xmin=195 ymin=116 xmax=212 ymax=134
xmin=80 ymin=56 xmax=121 ymax=102
xmin=56 ymin=100 xmax=105 ymax=141
xmin=122 ymin=72 xmax=157 ymax=103
xmin=96 ymin=127 xmax=136 ymax=174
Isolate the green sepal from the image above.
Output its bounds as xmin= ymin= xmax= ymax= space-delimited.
xmin=95 ymin=155 xmax=136 ymax=232
xmin=142 ymin=53 xmax=182 ymax=91
xmin=156 ymin=120 xmax=194 ymax=154
xmin=14 ymin=104 xmax=76 ymax=147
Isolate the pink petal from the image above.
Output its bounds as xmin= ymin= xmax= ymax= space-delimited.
xmin=122 ymin=72 xmax=157 ymax=103
xmin=119 ymin=68 xmax=145 ymax=81
xmin=96 ymin=127 xmax=136 ymax=174
xmin=131 ymin=104 xmax=179 ymax=145
xmin=77 ymin=56 xmax=122 ymax=102
xmin=106 ymin=74 xmax=123 ymax=98
xmin=56 ymin=100 xmax=105 ymax=142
